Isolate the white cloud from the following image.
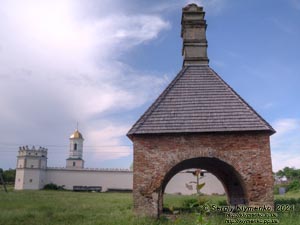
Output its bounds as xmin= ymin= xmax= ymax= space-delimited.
xmin=87 ymin=124 xmax=132 ymax=161
xmin=272 ymin=152 xmax=300 ymax=172
xmin=0 ymin=0 xmax=170 ymax=165
xmin=290 ymin=0 xmax=300 ymax=10
xmin=271 ymin=118 xmax=300 ymax=171
xmin=262 ymin=102 xmax=275 ymax=110
xmin=267 ymin=17 xmax=294 ymax=34
xmin=273 ymin=118 xmax=299 ymax=136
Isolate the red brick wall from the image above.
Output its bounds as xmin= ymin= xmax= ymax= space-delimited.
xmin=132 ymin=132 xmax=274 ymax=217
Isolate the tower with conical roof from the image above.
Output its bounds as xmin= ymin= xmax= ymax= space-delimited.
xmin=128 ymin=4 xmax=275 ymax=217
xmin=66 ymin=129 xmax=84 ymax=169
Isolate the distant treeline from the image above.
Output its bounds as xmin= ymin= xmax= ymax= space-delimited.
xmin=276 ymin=167 xmax=300 ymax=180
xmin=275 ymin=167 xmax=300 ymax=193
xmin=0 ymin=168 xmax=16 ymax=184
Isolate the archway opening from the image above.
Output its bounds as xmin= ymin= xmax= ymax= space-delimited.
xmin=160 ymin=157 xmax=248 ymax=213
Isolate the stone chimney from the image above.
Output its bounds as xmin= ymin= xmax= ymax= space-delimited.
xmin=181 ymin=4 xmax=209 ymax=66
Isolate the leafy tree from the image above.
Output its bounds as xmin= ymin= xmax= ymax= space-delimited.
xmin=287 ymin=180 xmax=300 ymax=192
xmin=0 ymin=168 xmax=16 ymax=184
xmin=276 ymin=167 xmax=300 ymax=180
xmin=0 ymin=168 xmax=3 ymax=184
xmin=3 ymin=169 xmax=16 ymax=183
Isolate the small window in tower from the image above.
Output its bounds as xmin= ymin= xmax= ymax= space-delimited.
xmin=73 ymin=162 xmax=76 ymax=167
xmin=18 ymin=178 xmax=20 ymax=182
xmin=31 ymin=165 xmax=34 ymax=168
xmin=74 ymin=143 xmax=77 ymax=150
xmin=29 ymin=179 xmax=33 ymax=183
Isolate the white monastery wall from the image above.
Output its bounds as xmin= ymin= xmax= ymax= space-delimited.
xmin=44 ymin=168 xmax=224 ymax=195
xmin=15 ymin=166 xmax=225 ymax=195
xmin=165 ymin=172 xmax=225 ymax=195
xmin=46 ymin=168 xmax=133 ymax=191
xmin=14 ymin=130 xmax=225 ymax=195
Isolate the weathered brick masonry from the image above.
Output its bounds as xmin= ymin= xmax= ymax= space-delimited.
xmin=132 ymin=132 xmax=273 ymax=216
xmin=128 ymin=4 xmax=275 ymax=217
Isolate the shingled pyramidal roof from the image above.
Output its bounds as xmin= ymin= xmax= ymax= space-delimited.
xmin=128 ymin=4 xmax=275 ymax=136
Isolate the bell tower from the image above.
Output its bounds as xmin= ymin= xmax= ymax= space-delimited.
xmin=66 ymin=129 xmax=84 ymax=169
xmin=127 ymin=3 xmax=275 ymax=217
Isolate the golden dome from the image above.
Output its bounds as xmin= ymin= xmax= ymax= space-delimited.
xmin=70 ymin=129 xmax=83 ymax=139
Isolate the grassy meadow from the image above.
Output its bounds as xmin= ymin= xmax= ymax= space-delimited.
xmin=0 ymin=188 xmax=300 ymax=225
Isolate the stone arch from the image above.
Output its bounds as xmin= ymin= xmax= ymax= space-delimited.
xmin=160 ymin=157 xmax=248 ymax=213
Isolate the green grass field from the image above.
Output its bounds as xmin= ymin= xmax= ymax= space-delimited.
xmin=0 ymin=188 xmax=300 ymax=225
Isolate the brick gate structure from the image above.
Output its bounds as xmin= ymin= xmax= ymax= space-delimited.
xmin=127 ymin=4 xmax=275 ymax=217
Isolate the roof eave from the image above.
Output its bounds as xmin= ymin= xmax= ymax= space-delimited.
xmin=128 ymin=128 xmax=275 ymax=137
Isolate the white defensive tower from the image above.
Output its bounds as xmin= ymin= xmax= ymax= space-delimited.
xmin=14 ymin=146 xmax=48 ymax=190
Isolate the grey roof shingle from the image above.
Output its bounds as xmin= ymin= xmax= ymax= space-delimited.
xmin=127 ymin=65 xmax=275 ymax=135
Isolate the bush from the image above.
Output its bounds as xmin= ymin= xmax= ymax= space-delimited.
xmin=181 ymin=196 xmax=210 ymax=210
xmin=275 ymin=198 xmax=300 ymax=212
xmin=0 ymin=168 xmax=16 ymax=184
xmin=287 ymin=180 xmax=300 ymax=192
xmin=217 ymin=199 xmax=228 ymax=206
xmin=44 ymin=183 xmax=65 ymax=190
xmin=182 ymin=198 xmax=199 ymax=209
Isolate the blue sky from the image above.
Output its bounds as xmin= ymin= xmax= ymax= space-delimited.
xmin=0 ymin=0 xmax=299 ymax=172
